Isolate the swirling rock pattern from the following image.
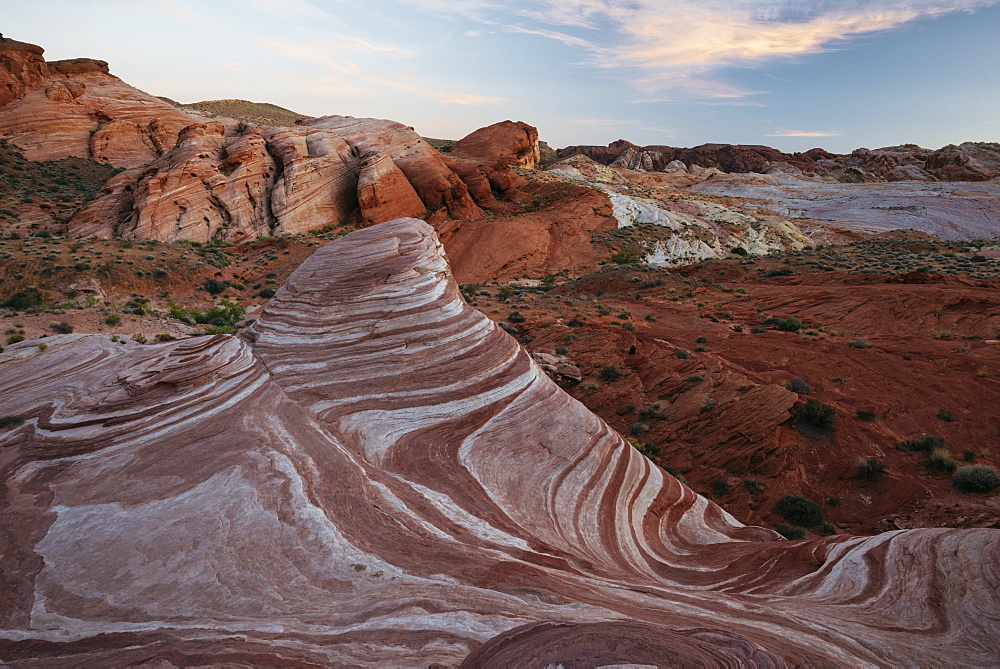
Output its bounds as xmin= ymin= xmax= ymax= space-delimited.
xmin=1 ymin=218 xmax=998 ymax=666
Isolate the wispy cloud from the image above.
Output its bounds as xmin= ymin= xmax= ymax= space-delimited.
xmin=403 ymin=0 xmax=1000 ymax=98
xmin=767 ymin=129 xmax=842 ymax=137
xmin=575 ymin=118 xmax=639 ymax=126
xmin=261 ymin=38 xmax=504 ymax=106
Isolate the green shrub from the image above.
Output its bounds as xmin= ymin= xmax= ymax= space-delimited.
xmin=937 ymin=409 xmax=956 ymax=422
xmin=203 ymin=325 xmax=237 ymax=335
xmin=896 ymin=435 xmax=945 ymax=452
xmin=611 ymin=247 xmax=642 ymax=264
xmin=953 ymin=465 xmax=1000 ymax=493
xmin=629 ymin=422 xmax=649 ymax=436
xmin=730 ymin=246 xmax=748 ymax=257
xmin=155 ymin=333 xmax=175 ymax=341
xmin=775 ymin=494 xmax=824 ymax=527
xmin=566 ymin=318 xmax=584 ymax=327
xmin=776 ymin=317 xmax=803 ymax=333
xmin=203 ymin=278 xmax=230 ymax=295
xmin=848 ymin=337 xmax=868 ymax=349
xmin=785 ymin=376 xmax=812 ymax=394
xmin=50 ymin=321 xmax=73 ymax=334
xmin=676 ymin=349 xmax=690 ymax=359
xmin=0 ymin=415 xmax=25 ymax=430
xmin=743 ymin=478 xmax=764 ymax=495
xmin=795 ymin=399 xmax=836 ymax=434
xmin=508 ymin=311 xmax=526 ymax=324
xmin=131 ymin=333 xmax=147 ymax=344
xmin=767 ymin=267 xmax=793 ymax=277
xmin=499 ymin=323 xmax=519 ymax=335
xmin=775 ymin=523 xmax=805 ymax=540
xmin=3 ymin=288 xmax=42 ymax=311
xmin=856 ymin=457 xmax=886 ymax=480
xmin=638 ymin=404 xmax=667 ymax=421
xmin=6 ymin=335 xmax=25 ymax=345
xmin=926 ymin=447 xmax=957 ymax=473
xmin=104 ymin=313 xmax=122 ymax=326
xmin=627 ymin=437 xmax=660 ymax=458
xmin=599 ymin=365 xmax=623 ymax=382
xmin=856 ymin=410 xmax=877 ymax=422
xmin=258 ymin=288 xmax=277 ymax=298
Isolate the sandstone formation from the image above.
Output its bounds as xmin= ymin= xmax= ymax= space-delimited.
xmin=450 ymin=119 xmax=540 ymax=168
xmin=0 ymin=37 xmax=49 ymax=106
xmin=1 ymin=219 xmax=998 ymax=666
xmin=0 ymin=39 xmax=204 ymax=169
xmin=70 ymin=115 xmax=482 ymax=242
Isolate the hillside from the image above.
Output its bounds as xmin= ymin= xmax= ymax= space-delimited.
xmin=173 ymin=98 xmax=308 ymax=126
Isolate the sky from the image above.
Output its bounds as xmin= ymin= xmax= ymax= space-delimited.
xmin=4 ymin=0 xmax=1000 ymax=152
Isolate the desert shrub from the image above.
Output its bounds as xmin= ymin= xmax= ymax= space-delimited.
xmin=554 ymin=346 xmax=569 ymax=356
xmin=730 ymin=246 xmax=748 ymax=257
xmin=3 ymin=288 xmax=42 ymax=311
xmin=952 ymin=465 xmax=1000 ymax=493
xmin=694 ymin=345 xmax=707 ymax=351
xmin=611 ymin=247 xmax=642 ymax=264
xmin=0 ymin=415 xmax=25 ymax=430
xmin=629 ymin=421 xmax=649 ymax=436
xmin=639 ymin=404 xmax=667 ymax=421
xmin=856 ymin=410 xmax=877 ymax=422
xmin=599 ymin=365 xmax=623 ymax=382
xmin=775 ymin=494 xmax=824 ymax=527
xmin=258 ymin=288 xmax=277 ymax=298
xmin=686 ymin=374 xmax=703 ymax=383
xmin=676 ymin=349 xmax=690 ymax=359
xmin=785 ymin=376 xmax=812 ymax=394
xmin=497 ymin=286 xmax=516 ymax=301
xmin=937 ymin=408 xmax=956 ymax=422
xmin=750 ymin=326 xmax=767 ymax=334
xmin=155 ymin=333 xmax=175 ymax=342
xmin=696 ymin=336 xmax=708 ymax=344
xmin=499 ymin=323 xmax=519 ymax=335
xmin=856 ymin=457 xmax=886 ymax=480
xmin=6 ymin=335 xmax=25 ymax=345
xmin=795 ymin=399 xmax=836 ymax=434
xmin=645 ymin=314 xmax=656 ymax=322
xmin=767 ymin=267 xmax=793 ymax=277
xmin=508 ymin=311 xmax=526 ymax=324
xmin=627 ymin=437 xmax=660 ymax=458
xmin=896 ymin=435 xmax=946 ymax=452
xmin=131 ymin=333 xmax=147 ymax=344
xmin=566 ymin=318 xmax=584 ymax=327
xmin=711 ymin=479 xmax=732 ymax=496
xmin=204 ymin=278 xmax=230 ymax=295
xmin=963 ymin=450 xmax=977 ymax=462
xmin=50 ymin=321 xmax=73 ymax=334
xmin=926 ymin=447 xmax=957 ymax=473
xmin=203 ymin=325 xmax=237 ymax=335
xmin=776 ymin=317 xmax=803 ymax=333
xmin=775 ymin=524 xmax=805 ymax=540
xmin=848 ymin=337 xmax=868 ymax=349
xmin=104 ymin=313 xmax=122 ymax=326
xmin=700 ymin=397 xmax=717 ymax=412
xmin=743 ymin=478 xmax=764 ymax=495
xmin=622 ymin=321 xmax=635 ymax=331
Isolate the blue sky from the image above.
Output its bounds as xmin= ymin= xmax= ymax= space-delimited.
xmin=5 ymin=0 xmax=999 ymax=152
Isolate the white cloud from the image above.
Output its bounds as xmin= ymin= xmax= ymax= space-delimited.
xmin=767 ymin=129 xmax=843 ymax=137
xmin=403 ymin=0 xmax=1000 ymax=98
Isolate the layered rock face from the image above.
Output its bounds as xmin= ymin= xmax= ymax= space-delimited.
xmin=1 ymin=219 xmax=997 ymax=666
xmin=0 ymin=38 xmax=49 ymax=106
xmin=450 ymin=119 xmax=540 ymax=168
xmin=71 ymin=116 xmax=482 ymax=242
xmin=0 ymin=40 xmax=203 ymax=169
xmin=562 ymin=139 xmax=1000 ymax=182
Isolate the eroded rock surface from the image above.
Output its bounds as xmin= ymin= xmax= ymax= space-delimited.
xmin=1 ymin=219 xmax=997 ymax=666
xmin=0 ymin=39 xmax=203 ymax=169
xmin=450 ymin=119 xmax=540 ymax=168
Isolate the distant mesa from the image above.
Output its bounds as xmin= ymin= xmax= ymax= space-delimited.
xmin=559 ymin=138 xmax=1000 ymax=183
